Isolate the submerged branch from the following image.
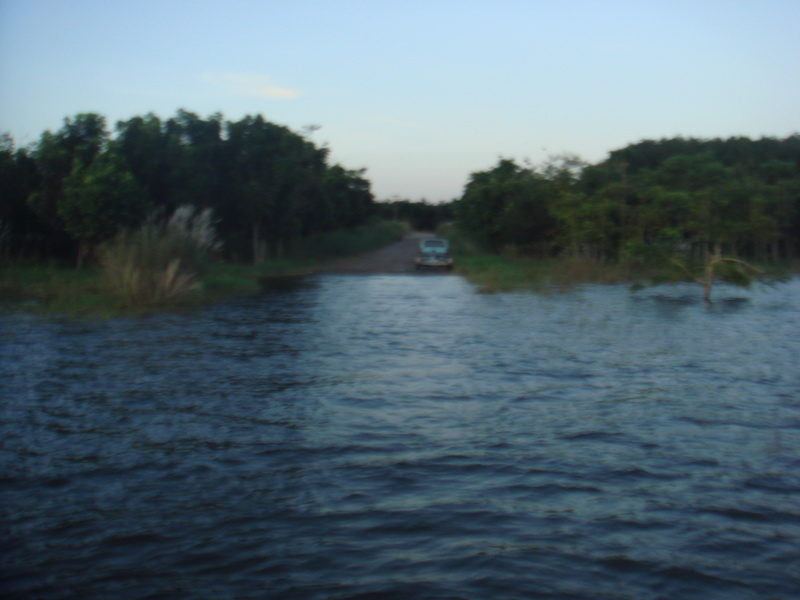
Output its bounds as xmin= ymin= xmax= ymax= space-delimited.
xmin=665 ymin=254 xmax=704 ymax=286
xmin=662 ymin=248 xmax=765 ymax=304
xmin=717 ymin=256 xmax=765 ymax=274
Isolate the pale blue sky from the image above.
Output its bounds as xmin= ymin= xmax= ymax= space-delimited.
xmin=1 ymin=0 xmax=798 ymax=201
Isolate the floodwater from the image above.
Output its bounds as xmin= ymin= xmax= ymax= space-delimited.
xmin=2 ymin=275 xmax=799 ymax=599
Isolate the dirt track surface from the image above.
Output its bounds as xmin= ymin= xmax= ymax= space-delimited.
xmin=321 ymin=232 xmax=435 ymax=274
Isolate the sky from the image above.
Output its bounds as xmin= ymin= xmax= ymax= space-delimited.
xmin=1 ymin=0 xmax=799 ymax=202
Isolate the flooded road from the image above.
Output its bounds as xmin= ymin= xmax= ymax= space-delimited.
xmin=2 ymin=275 xmax=799 ymax=599
xmin=319 ymin=232 xmax=433 ymax=273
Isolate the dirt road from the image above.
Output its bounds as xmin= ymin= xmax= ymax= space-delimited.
xmin=321 ymin=232 xmax=435 ymax=274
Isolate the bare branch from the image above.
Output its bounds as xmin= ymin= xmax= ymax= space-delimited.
xmin=665 ymin=254 xmax=704 ymax=285
xmin=718 ymin=257 xmax=765 ymax=274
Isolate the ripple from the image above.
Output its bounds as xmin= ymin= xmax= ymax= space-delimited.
xmin=2 ymin=277 xmax=800 ymax=599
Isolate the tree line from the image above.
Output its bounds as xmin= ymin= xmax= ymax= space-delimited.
xmin=5 ymin=117 xmax=798 ymax=270
xmin=373 ymin=199 xmax=454 ymax=232
xmin=1 ymin=111 xmax=375 ymax=264
xmin=455 ymin=135 xmax=800 ymax=263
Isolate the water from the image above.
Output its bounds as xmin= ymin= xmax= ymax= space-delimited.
xmin=2 ymin=275 xmax=799 ymax=599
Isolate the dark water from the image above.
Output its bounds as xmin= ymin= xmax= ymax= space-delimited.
xmin=2 ymin=275 xmax=799 ymax=599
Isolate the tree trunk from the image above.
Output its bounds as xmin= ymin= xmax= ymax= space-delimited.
xmin=702 ymin=277 xmax=714 ymax=303
xmin=771 ymin=240 xmax=780 ymax=262
xmin=252 ymin=223 xmax=263 ymax=265
xmin=76 ymin=242 xmax=89 ymax=269
xmin=701 ymin=244 xmax=722 ymax=304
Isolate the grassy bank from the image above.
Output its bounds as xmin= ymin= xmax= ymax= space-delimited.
xmin=0 ymin=220 xmax=409 ymax=316
xmin=1 ymin=263 xmax=111 ymax=315
xmin=439 ymin=225 xmax=796 ymax=294
xmin=453 ymin=254 xmax=639 ymax=293
xmin=0 ymin=262 xmax=258 ymax=317
xmin=456 ymin=254 xmax=797 ymax=294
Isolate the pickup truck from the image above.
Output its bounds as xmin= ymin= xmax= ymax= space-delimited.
xmin=414 ymin=238 xmax=453 ymax=270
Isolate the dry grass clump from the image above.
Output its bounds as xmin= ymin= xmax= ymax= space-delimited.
xmin=99 ymin=206 xmax=220 ymax=306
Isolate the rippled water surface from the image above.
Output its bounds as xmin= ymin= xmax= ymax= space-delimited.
xmin=2 ymin=275 xmax=800 ymax=599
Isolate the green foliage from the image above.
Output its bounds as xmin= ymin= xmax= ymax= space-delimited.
xmin=60 ymin=154 xmax=147 ymax=247
xmin=455 ymin=136 xmax=800 ymax=273
xmin=716 ymin=259 xmax=754 ymax=288
xmin=374 ymin=198 xmax=454 ymax=231
xmin=4 ymin=110 xmax=376 ymax=265
xmin=5 ymin=114 xmax=800 ymax=286
xmin=0 ymin=263 xmax=118 ymax=316
xmin=0 ymin=137 xmax=42 ymax=260
xmin=27 ymin=114 xmax=108 ymax=218
xmin=0 ymin=219 xmax=408 ymax=315
xmin=455 ymin=158 xmax=556 ymax=251
xmin=455 ymin=253 xmax=629 ymax=294
xmin=452 ymin=136 xmax=800 ymax=299
xmin=201 ymin=263 xmax=260 ymax=296
xmin=0 ymin=260 xmax=262 ymax=316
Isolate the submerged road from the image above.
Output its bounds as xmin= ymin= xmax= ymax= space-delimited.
xmin=320 ymin=231 xmax=435 ymax=274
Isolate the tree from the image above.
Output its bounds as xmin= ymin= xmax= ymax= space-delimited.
xmin=454 ymin=136 xmax=800 ymax=300
xmin=224 ymin=115 xmax=338 ymax=263
xmin=376 ymin=198 xmax=454 ymax=231
xmin=115 ymin=113 xmax=171 ymax=209
xmin=27 ymin=114 xmax=110 ymax=259
xmin=322 ymin=166 xmax=374 ymax=230
xmin=665 ymin=246 xmax=763 ymax=303
xmin=542 ymin=154 xmax=622 ymax=259
xmin=60 ymin=154 xmax=147 ymax=266
xmin=0 ymin=135 xmax=43 ymax=260
xmin=163 ymin=110 xmax=224 ymax=210
xmin=456 ymin=159 xmax=529 ymax=250
xmin=225 ymin=115 xmax=292 ymax=263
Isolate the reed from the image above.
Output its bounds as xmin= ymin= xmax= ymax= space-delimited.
xmin=98 ymin=206 xmax=220 ymax=307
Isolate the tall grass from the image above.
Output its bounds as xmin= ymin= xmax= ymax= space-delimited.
xmin=0 ymin=262 xmax=113 ymax=315
xmin=98 ymin=206 xmax=220 ymax=307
